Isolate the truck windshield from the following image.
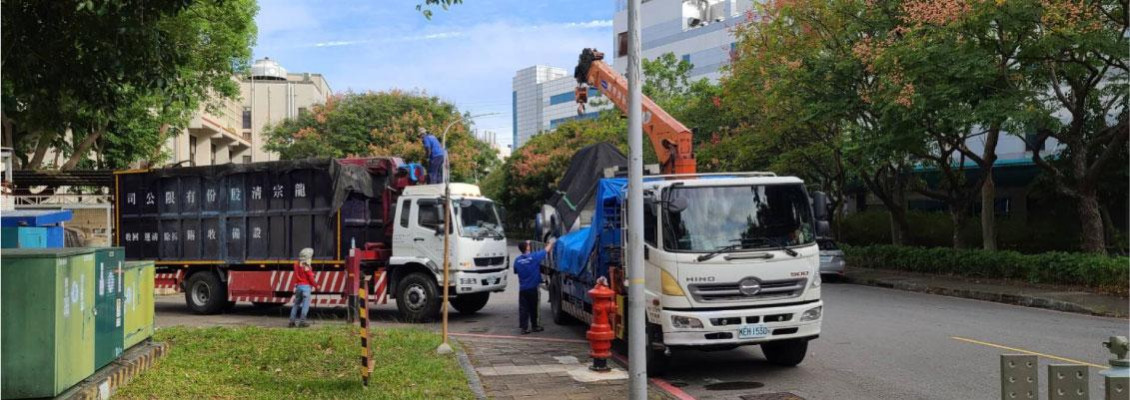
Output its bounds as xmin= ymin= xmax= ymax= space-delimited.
xmin=457 ymin=199 xmax=503 ymax=238
xmin=664 ymin=184 xmax=815 ymax=252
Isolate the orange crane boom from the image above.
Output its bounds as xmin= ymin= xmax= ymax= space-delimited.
xmin=574 ymin=48 xmax=696 ymax=174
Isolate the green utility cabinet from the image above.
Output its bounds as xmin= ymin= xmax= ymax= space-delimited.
xmin=122 ymin=260 xmax=155 ymax=350
xmin=1 ymin=248 xmax=96 ymax=399
xmin=92 ymin=247 xmax=125 ymax=369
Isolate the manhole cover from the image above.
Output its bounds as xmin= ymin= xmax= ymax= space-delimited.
xmin=740 ymin=393 xmax=806 ymax=400
xmin=704 ymin=381 xmax=765 ymax=391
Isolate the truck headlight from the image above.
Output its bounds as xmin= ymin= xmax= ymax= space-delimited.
xmin=660 ymin=269 xmax=685 ymax=296
xmin=671 ymin=315 xmax=703 ymax=329
xmin=800 ymin=306 xmax=822 ymax=321
xmin=810 ymin=274 xmax=821 ymax=289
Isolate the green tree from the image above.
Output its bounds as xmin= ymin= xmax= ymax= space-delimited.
xmin=1026 ymin=0 xmax=1128 ymax=254
xmin=3 ymin=0 xmax=258 ymax=170
xmin=264 ymin=91 xmax=499 ymax=183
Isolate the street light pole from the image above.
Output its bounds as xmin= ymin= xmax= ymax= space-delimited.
xmin=436 ymin=112 xmax=499 ymax=355
xmin=626 ymin=0 xmax=647 ymax=397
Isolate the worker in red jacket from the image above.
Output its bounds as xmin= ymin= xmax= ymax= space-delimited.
xmin=289 ymin=248 xmax=318 ymax=327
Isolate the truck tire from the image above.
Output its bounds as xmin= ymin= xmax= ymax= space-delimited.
xmin=761 ymin=339 xmax=809 ymax=367
xmin=549 ymin=275 xmax=577 ymax=325
xmin=646 ymin=323 xmax=670 ymax=375
xmin=451 ymin=292 xmax=490 ymax=314
xmin=185 ymin=272 xmax=227 ymax=315
xmin=396 ymin=272 xmax=441 ymax=322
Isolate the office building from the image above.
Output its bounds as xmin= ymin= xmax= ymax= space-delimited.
xmin=612 ymin=0 xmax=754 ymax=82
xmin=511 ymin=66 xmax=612 ymax=149
xmin=165 ymin=58 xmax=332 ymax=166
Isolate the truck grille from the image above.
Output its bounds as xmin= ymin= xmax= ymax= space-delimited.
xmin=473 ymin=256 xmax=505 ymax=267
xmin=689 ymin=278 xmax=806 ymax=302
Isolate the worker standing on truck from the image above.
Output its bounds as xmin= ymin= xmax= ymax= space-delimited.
xmin=514 ymin=239 xmax=554 ymax=334
xmin=419 ymin=127 xmax=446 ymax=184
xmin=289 ymin=248 xmax=318 ymax=328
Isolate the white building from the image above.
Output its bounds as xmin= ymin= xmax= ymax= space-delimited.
xmin=511 ymin=66 xmax=613 ymax=149
xmin=613 ymin=0 xmax=754 ymax=82
xmin=164 ymin=58 xmax=332 ymax=166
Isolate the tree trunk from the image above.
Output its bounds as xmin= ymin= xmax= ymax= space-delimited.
xmin=61 ymin=129 xmax=103 ymax=170
xmin=950 ymin=206 xmax=968 ymax=249
xmin=28 ymin=134 xmax=51 ymax=170
xmin=980 ymin=174 xmax=997 ymax=250
xmin=1077 ymin=190 xmax=1106 ymax=254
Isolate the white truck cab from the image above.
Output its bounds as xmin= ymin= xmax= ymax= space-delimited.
xmin=390 ymin=183 xmax=508 ymax=321
xmin=638 ymin=175 xmax=823 ymax=364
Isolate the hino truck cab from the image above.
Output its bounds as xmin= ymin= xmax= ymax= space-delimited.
xmin=390 ymin=183 xmax=509 ymax=321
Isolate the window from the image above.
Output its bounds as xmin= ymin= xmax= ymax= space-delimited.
xmin=228 ymin=149 xmax=234 ymax=162
xmin=399 ymin=199 xmax=411 ymax=228
xmin=549 ymin=92 xmax=575 ymax=105
xmin=189 ymin=136 xmax=197 ymax=162
xmin=417 ymin=199 xmax=444 ymax=231
xmin=242 ymin=107 xmax=252 ymax=129
xmin=681 ymin=54 xmax=691 ymax=63
xmin=210 ymin=143 xmax=217 ymax=164
xmin=617 ymin=32 xmax=628 ymax=57
xmin=664 ymin=184 xmax=815 ymax=251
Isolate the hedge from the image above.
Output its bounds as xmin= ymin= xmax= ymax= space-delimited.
xmin=843 ymin=245 xmax=1130 ymax=295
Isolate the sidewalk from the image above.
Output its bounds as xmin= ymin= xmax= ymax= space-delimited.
xmin=456 ymin=334 xmax=681 ymax=400
xmin=842 ymin=267 xmax=1129 ymax=318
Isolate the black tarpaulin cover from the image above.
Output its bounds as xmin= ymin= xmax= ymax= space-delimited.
xmin=548 ymin=142 xmax=627 ymax=232
xmin=143 ymin=159 xmax=374 ymax=211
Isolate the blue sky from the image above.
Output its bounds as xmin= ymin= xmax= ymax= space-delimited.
xmin=254 ymin=0 xmax=617 ymax=149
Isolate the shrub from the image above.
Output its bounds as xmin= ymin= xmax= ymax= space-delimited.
xmin=843 ymin=245 xmax=1129 ymax=295
xmin=839 ymin=210 xmax=1089 ymax=253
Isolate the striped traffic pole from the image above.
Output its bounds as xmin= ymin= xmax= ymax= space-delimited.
xmin=359 ymin=279 xmax=371 ymax=388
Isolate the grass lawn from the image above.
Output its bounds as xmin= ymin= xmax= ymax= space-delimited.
xmin=115 ymin=325 xmax=473 ymax=399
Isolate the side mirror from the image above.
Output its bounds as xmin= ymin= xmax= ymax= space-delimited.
xmin=816 ymin=221 xmax=832 ymax=238
xmin=666 ymin=197 xmax=688 ymax=213
xmin=811 ymin=191 xmax=829 ymax=221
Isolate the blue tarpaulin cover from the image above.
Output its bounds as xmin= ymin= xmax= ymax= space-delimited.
xmin=554 ymin=178 xmax=627 ymax=277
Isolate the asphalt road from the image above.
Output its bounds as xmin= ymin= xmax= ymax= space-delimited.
xmin=155 ymin=252 xmax=1129 ymax=400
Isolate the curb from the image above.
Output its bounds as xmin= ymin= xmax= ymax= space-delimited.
xmin=58 ymin=340 xmax=169 ymax=400
xmin=842 ymin=275 xmax=1126 ymax=318
xmin=453 ymin=342 xmax=488 ymax=400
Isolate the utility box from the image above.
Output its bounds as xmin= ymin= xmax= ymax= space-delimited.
xmin=92 ymin=247 xmax=126 ymax=369
xmin=1 ymin=226 xmax=48 ymax=249
xmin=122 ymin=260 xmax=155 ymax=350
xmin=1 ymin=248 xmax=96 ymax=399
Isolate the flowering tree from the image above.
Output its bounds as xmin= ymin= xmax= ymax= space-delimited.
xmin=264 ymin=91 xmax=499 ymax=183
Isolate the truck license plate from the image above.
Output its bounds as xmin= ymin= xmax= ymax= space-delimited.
xmin=738 ymin=324 xmax=771 ymax=339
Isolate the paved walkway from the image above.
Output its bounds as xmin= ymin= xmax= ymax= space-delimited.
xmin=456 ymin=334 xmax=680 ymax=400
xmin=843 ymin=267 xmax=1129 ymax=318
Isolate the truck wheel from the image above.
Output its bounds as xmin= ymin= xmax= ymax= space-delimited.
xmin=184 ymin=272 xmax=227 ymax=315
xmin=451 ymin=292 xmax=490 ymax=314
xmin=646 ymin=323 xmax=670 ymax=375
xmin=761 ymin=339 xmax=809 ymax=367
xmin=396 ymin=272 xmax=441 ymax=323
xmin=549 ymin=275 xmax=577 ymax=325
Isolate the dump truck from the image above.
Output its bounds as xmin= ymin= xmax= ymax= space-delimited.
xmin=114 ymin=157 xmax=508 ymax=321
xmin=537 ymin=49 xmax=829 ymax=372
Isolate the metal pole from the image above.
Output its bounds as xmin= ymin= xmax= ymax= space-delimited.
xmin=436 ymin=113 xmax=497 ymax=355
xmin=626 ymin=0 xmax=647 ymax=396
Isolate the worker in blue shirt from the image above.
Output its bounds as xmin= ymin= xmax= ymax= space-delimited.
xmin=514 ymin=238 xmax=555 ymax=334
xmin=419 ymin=127 xmax=446 ymax=184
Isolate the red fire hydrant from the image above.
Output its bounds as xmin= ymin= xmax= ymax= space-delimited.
xmin=587 ymin=277 xmax=616 ymax=372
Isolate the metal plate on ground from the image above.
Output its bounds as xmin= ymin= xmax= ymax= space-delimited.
xmin=1001 ymin=354 xmax=1038 ymax=400
xmin=740 ymin=393 xmax=806 ymax=400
